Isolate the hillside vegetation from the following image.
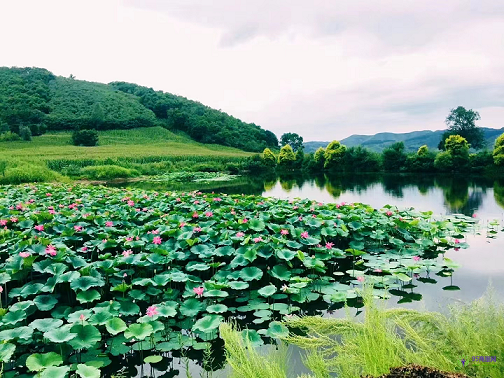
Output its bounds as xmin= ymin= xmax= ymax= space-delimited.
xmin=304 ymin=128 xmax=504 ymax=153
xmin=0 ymin=66 xmax=278 ymax=152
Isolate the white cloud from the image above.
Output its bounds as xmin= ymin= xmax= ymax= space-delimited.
xmin=1 ymin=0 xmax=503 ymax=141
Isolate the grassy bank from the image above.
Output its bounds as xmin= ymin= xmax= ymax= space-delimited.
xmin=221 ymin=287 xmax=504 ymax=378
xmin=0 ymin=127 xmax=253 ymax=183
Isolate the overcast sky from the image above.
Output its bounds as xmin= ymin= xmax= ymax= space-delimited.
xmin=1 ymin=0 xmax=504 ymax=141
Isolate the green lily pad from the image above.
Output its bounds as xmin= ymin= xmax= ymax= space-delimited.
xmin=180 ymin=298 xmax=204 ymax=317
xmin=228 ymin=281 xmax=249 ymax=290
xmin=26 ymin=352 xmax=63 ymax=372
xmin=68 ymin=325 xmax=102 ymax=349
xmin=0 ymin=343 xmax=16 ymax=362
xmin=40 ymin=366 xmax=70 ymax=378
xmin=76 ymin=364 xmax=101 ymax=378
xmin=0 ymin=326 xmax=33 ymax=341
xmin=76 ymin=290 xmax=101 ymax=304
xmin=265 ymin=321 xmax=289 ymax=338
xmin=192 ymin=315 xmax=223 ymax=333
xmin=207 ymin=304 xmax=228 ymax=313
xmin=124 ymin=323 xmax=153 ymax=340
xmin=34 ymin=295 xmax=58 ymax=311
xmin=29 ymin=318 xmax=64 ymax=332
xmin=105 ymin=318 xmax=127 ymax=335
xmin=44 ymin=324 xmax=77 ymax=343
xmin=240 ymin=267 xmax=263 ymax=281
xmin=144 ymin=355 xmax=163 ymax=364
xmin=270 ymin=265 xmax=291 ymax=281
xmin=241 ymin=329 xmax=264 ymax=347
xmin=258 ymin=285 xmax=277 ymax=297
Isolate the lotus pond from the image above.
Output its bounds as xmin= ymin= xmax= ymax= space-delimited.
xmin=0 ymin=183 xmax=491 ymax=377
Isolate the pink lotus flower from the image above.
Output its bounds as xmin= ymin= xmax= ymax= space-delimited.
xmin=298 ymin=216 xmax=303 ymax=221
xmin=127 ymin=200 xmax=135 ymax=206
xmin=236 ymin=232 xmax=245 ymax=237
xmin=146 ymin=305 xmax=158 ymax=317
xmin=59 ymin=204 xmax=64 ymax=208
xmin=300 ymin=231 xmax=309 ymax=239
xmin=105 ymin=221 xmax=113 ymax=227
xmin=326 ymin=242 xmax=334 ymax=249
xmin=49 ymin=210 xmax=56 ymax=214
xmin=192 ymin=212 xmax=199 ymax=218
xmin=151 ymin=229 xmax=159 ymax=234
xmin=386 ymin=211 xmax=393 ymax=216
xmin=253 ymin=237 xmax=263 ymax=243
xmin=179 ymin=222 xmax=186 ymax=228
xmin=193 ymin=227 xmax=202 ymax=233
xmin=81 ymin=247 xmax=88 ymax=252
xmin=242 ymin=218 xmax=248 ymax=223
xmin=0 ymin=286 xmax=3 ymax=293
xmin=293 ymin=206 xmax=299 ymax=210
xmin=205 ymin=211 xmax=213 ymax=217
xmin=74 ymin=225 xmax=82 ymax=232
xmin=34 ymin=225 xmax=44 ymax=232
xmin=413 ymin=256 xmax=420 ymax=261
xmin=16 ymin=203 xmax=24 ymax=210
xmin=102 ymin=239 xmax=108 ymax=243
xmin=194 ymin=200 xmax=200 ymax=204
xmin=79 ymin=314 xmax=85 ymax=321
xmin=0 ymin=220 xmax=7 ymax=226
xmin=10 ymin=217 xmax=18 ymax=223
xmin=357 ymin=276 xmax=365 ymax=282
xmin=126 ymin=237 xmax=133 ymax=242
xmin=231 ymin=210 xmax=236 ymax=215
xmin=213 ymin=197 xmax=222 ymax=202
xmin=281 ymin=284 xmax=288 ymax=292
xmin=142 ymin=207 xmax=148 ymax=212
xmin=374 ymin=268 xmax=382 ymax=273
xmin=454 ymin=239 xmax=460 ymax=244
xmin=280 ymin=229 xmax=289 ymax=235
xmin=318 ymin=202 xmax=323 ymax=206
xmin=193 ymin=287 xmax=204 ymax=297
xmin=122 ymin=249 xmax=133 ymax=257
xmin=152 ymin=236 xmax=162 ymax=245
xmin=176 ymin=198 xmax=181 ymax=202
xmin=46 ymin=193 xmax=52 ymax=197
xmin=19 ymin=252 xmax=31 ymax=258
xmin=472 ymin=213 xmax=477 ymax=218
xmin=45 ymin=245 xmax=57 ymax=256
xmin=123 ymin=273 xmax=127 ymax=277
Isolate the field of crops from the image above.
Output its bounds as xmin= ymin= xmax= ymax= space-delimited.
xmin=0 ymin=183 xmax=473 ymax=377
xmin=0 ymin=127 xmax=251 ymax=161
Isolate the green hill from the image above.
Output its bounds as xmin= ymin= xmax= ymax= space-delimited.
xmin=0 ymin=66 xmax=278 ymax=152
xmin=304 ymin=128 xmax=504 ymax=153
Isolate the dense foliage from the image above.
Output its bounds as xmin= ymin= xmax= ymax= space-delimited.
xmin=72 ymin=129 xmax=99 ymax=147
xmin=439 ymin=106 xmax=485 ymax=150
xmin=0 ymin=184 xmax=470 ymax=377
xmin=0 ymin=67 xmax=278 ymax=152
xmin=109 ymin=82 xmax=278 ymax=152
xmin=493 ymin=133 xmax=504 ymax=166
xmin=279 ymin=133 xmax=303 ymax=152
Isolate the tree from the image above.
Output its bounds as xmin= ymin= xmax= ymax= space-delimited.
xmin=382 ymin=142 xmax=407 ymax=171
xmin=323 ymin=140 xmax=346 ymax=170
xmin=435 ymin=135 xmax=470 ymax=171
xmin=313 ymin=147 xmax=326 ymax=170
xmin=438 ymin=106 xmax=484 ymax=150
xmin=294 ymin=148 xmax=305 ymax=169
xmin=19 ymin=125 xmax=32 ymax=141
xmin=277 ymin=144 xmax=296 ymax=169
xmin=90 ymin=103 xmax=105 ymax=129
xmin=72 ymin=129 xmax=99 ymax=146
xmin=493 ymin=133 xmax=504 ymax=166
xmin=280 ymin=133 xmax=303 ymax=152
xmin=261 ymin=148 xmax=277 ymax=168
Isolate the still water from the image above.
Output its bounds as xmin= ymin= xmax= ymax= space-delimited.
xmin=110 ymin=173 xmax=504 ymax=377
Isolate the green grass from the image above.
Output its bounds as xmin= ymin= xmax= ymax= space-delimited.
xmin=0 ymin=127 xmax=252 ymax=161
xmin=221 ymin=287 xmax=504 ymax=378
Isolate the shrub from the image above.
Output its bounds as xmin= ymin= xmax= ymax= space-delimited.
xmin=72 ymin=129 xmax=99 ymax=146
xmin=445 ymin=134 xmax=470 ymax=171
xmin=19 ymin=125 xmax=32 ymax=141
xmin=324 ymin=140 xmax=346 ymax=170
xmin=262 ymin=148 xmax=277 ymax=168
xmin=434 ymin=151 xmax=453 ymax=171
xmin=493 ymin=133 xmax=504 ymax=166
xmin=277 ymin=144 xmax=296 ymax=169
xmin=470 ymin=150 xmax=493 ymax=171
xmin=382 ymin=142 xmax=407 ymax=171
xmin=80 ymin=165 xmax=138 ymax=180
xmin=0 ymin=131 xmax=21 ymax=142
xmin=0 ymin=164 xmax=63 ymax=184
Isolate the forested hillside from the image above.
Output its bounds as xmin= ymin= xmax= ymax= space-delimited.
xmin=0 ymin=66 xmax=278 ymax=152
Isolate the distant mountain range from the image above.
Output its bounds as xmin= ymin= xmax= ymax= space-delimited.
xmin=303 ymin=127 xmax=504 ymax=153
